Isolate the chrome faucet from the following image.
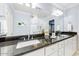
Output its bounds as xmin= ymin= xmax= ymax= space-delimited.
xmin=28 ymin=35 xmax=30 ymax=40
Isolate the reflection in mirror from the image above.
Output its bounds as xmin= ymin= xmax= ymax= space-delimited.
xmin=0 ymin=18 xmax=7 ymax=35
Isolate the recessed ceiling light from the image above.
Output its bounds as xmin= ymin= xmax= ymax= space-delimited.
xmin=52 ymin=9 xmax=63 ymax=16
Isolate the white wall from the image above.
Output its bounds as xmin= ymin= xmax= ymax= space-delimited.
xmin=63 ymin=6 xmax=78 ymax=32
xmin=5 ymin=4 xmax=14 ymax=36
xmin=63 ymin=5 xmax=79 ymax=49
xmin=0 ymin=3 xmax=11 ymax=35
xmin=54 ymin=16 xmax=64 ymax=31
xmin=11 ymin=8 xmax=50 ymax=35
xmin=13 ymin=10 xmax=31 ymax=35
xmin=0 ymin=4 xmax=65 ymax=36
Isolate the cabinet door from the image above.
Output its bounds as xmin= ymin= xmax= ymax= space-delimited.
xmin=58 ymin=41 xmax=65 ymax=56
xmin=74 ymin=36 xmax=77 ymax=51
xmin=58 ymin=48 xmax=64 ymax=56
xmin=1 ymin=44 xmax=16 ymax=56
xmin=65 ymin=37 xmax=75 ymax=56
xmin=45 ymin=44 xmax=58 ymax=56
xmin=72 ymin=36 xmax=77 ymax=54
xmin=22 ymin=48 xmax=44 ymax=56
xmin=65 ymin=36 xmax=77 ymax=56
xmin=45 ymin=41 xmax=65 ymax=56
xmin=49 ymin=51 xmax=58 ymax=56
xmin=58 ymin=41 xmax=64 ymax=49
xmin=65 ymin=38 xmax=72 ymax=56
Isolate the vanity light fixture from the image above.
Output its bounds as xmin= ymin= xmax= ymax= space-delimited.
xmin=52 ymin=9 xmax=63 ymax=16
xmin=32 ymin=3 xmax=38 ymax=8
xmin=18 ymin=3 xmax=24 ymax=5
xmin=25 ymin=3 xmax=31 ymax=7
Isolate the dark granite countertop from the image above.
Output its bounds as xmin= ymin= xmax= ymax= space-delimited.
xmin=0 ymin=31 xmax=77 ymax=56
xmin=14 ymin=31 xmax=77 ymax=56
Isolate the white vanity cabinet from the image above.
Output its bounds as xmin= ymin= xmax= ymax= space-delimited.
xmin=0 ymin=35 xmax=76 ymax=56
xmin=58 ymin=41 xmax=65 ymax=56
xmin=0 ymin=35 xmax=77 ymax=56
xmin=49 ymin=41 xmax=65 ymax=56
xmin=64 ymin=38 xmax=72 ymax=56
xmin=45 ymin=44 xmax=58 ymax=56
xmin=45 ymin=35 xmax=77 ymax=56
xmin=22 ymin=48 xmax=44 ymax=56
xmin=64 ymin=35 xmax=77 ymax=56
xmin=48 ymin=41 xmax=65 ymax=56
xmin=22 ymin=35 xmax=77 ymax=56
xmin=45 ymin=38 xmax=65 ymax=56
xmin=1 ymin=44 xmax=16 ymax=56
xmin=72 ymin=35 xmax=77 ymax=55
xmin=49 ymin=51 xmax=58 ymax=56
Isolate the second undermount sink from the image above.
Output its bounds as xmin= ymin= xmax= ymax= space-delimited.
xmin=16 ymin=40 xmax=40 ymax=49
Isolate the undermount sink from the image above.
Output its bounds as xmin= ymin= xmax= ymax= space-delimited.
xmin=16 ymin=40 xmax=40 ymax=49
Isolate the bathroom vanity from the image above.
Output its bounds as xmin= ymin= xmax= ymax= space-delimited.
xmin=0 ymin=32 xmax=78 ymax=56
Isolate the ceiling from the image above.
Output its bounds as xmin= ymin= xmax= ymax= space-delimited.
xmin=52 ymin=3 xmax=79 ymax=10
xmin=11 ymin=3 xmax=79 ymax=12
xmin=35 ymin=3 xmax=79 ymax=16
xmin=10 ymin=3 xmax=79 ymax=12
xmin=9 ymin=3 xmax=79 ymax=17
xmin=33 ymin=3 xmax=79 ymax=15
